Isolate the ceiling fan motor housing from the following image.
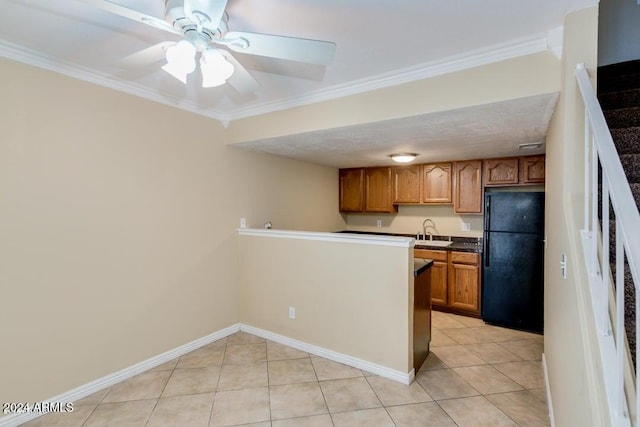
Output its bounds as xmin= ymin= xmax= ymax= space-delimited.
xmin=165 ymin=0 xmax=228 ymax=40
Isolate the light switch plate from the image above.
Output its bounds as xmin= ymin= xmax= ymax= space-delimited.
xmin=461 ymin=222 xmax=471 ymax=231
xmin=240 ymin=217 xmax=247 ymax=228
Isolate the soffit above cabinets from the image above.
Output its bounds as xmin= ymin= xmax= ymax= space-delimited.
xmin=233 ymin=93 xmax=557 ymax=168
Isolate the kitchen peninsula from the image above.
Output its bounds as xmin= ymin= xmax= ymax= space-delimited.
xmin=237 ymin=228 xmax=432 ymax=383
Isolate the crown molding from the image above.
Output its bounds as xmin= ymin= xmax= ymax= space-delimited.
xmin=223 ymin=31 xmax=552 ymax=121
xmin=0 ymin=40 xmax=229 ymax=121
xmin=0 ymin=29 xmax=557 ymax=124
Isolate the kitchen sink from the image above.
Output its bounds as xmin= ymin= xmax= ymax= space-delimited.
xmin=416 ymin=240 xmax=453 ymax=247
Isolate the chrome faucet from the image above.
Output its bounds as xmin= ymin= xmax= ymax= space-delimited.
xmin=422 ymin=218 xmax=436 ymax=241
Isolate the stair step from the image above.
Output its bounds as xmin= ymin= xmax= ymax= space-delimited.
xmin=631 ymin=183 xmax=640 ymax=206
xmin=624 ymin=266 xmax=636 ymax=368
xmin=620 ymin=154 xmax=640 ymax=183
xmin=599 ymin=88 xmax=640 ymax=109
xmin=611 ymin=127 xmax=640 ymax=154
xmin=604 ymin=107 xmax=640 ymax=129
xmin=599 ymin=60 xmax=640 ymax=93
xmin=599 ymin=59 xmax=640 ymax=77
xmin=599 ymin=71 xmax=640 ymax=93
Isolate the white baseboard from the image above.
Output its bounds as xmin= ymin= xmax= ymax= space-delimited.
xmin=240 ymin=324 xmax=414 ymax=385
xmin=1 ymin=322 xmax=413 ymax=427
xmin=0 ymin=324 xmax=240 ymax=427
xmin=542 ymin=353 xmax=556 ymax=427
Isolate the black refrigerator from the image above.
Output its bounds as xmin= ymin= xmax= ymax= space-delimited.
xmin=482 ymin=192 xmax=545 ymax=333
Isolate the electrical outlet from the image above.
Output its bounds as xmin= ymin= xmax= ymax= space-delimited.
xmin=288 ymin=307 xmax=295 ymax=319
xmin=376 ymin=219 xmax=382 ymax=228
xmin=240 ymin=217 xmax=247 ymax=228
xmin=461 ymin=222 xmax=471 ymax=231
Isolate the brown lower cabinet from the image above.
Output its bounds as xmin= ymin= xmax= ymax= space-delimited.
xmin=415 ymin=248 xmax=481 ymax=317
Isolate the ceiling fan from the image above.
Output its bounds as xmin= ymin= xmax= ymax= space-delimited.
xmin=80 ymin=0 xmax=337 ymax=93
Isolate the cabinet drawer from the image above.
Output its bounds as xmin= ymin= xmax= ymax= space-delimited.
xmin=415 ymin=249 xmax=448 ymax=262
xmin=449 ymin=251 xmax=479 ymax=265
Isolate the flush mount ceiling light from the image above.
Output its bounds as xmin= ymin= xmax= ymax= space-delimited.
xmin=518 ymin=142 xmax=544 ymax=150
xmin=162 ymin=40 xmax=234 ymax=87
xmin=389 ymin=153 xmax=418 ymax=163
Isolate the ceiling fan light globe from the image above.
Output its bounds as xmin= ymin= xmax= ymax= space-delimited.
xmin=201 ymin=75 xmax=226 ymax=88
xmin=162 ymin=61 xmax=189 ymax=84
xmin=200 ymin=50 xmax=235 ymax=88
xmin=165 ymin=40 xmax=197 ymax=68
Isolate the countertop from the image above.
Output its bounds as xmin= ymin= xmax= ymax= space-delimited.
xmin=414 ymin=258 xmax=434 ymax=276
xmin=414 ymin=241 xmax=482 ymax=253
xmin=336 ymin=230 xmax=483 ymax=253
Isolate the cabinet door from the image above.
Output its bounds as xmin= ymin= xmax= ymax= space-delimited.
xmin=484 ymin=158 xmax=519 ymax=185
xmin=453 ymin=160 xmax=483 ymax=214
xmin=339 ymin=168 xmax=364 ymax=212
xmin=422 ymin=163 xmax=452 ymax=203
xmin=393 ymin=165 xmax=421 ymax=204
xmin=521 ymin=155 xmax=545 ymax=184
xmin=365 ymin=167 xmax=396 ymax=213
xmin=449 ymin=263 xmax=480 ymax=313
xmin=414 ymin=249 xmax=448 ymax=306
xmin=429 ymin=261 xmax=449 ymax=306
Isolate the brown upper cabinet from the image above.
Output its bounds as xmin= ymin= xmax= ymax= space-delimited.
xmin=484 ymin=158 xmax=519 ymax=185
xmin=339 ymin=167 xmax=397 ymax=213
xmin=340 ymin=155 xmax=543 ymax=214
xmin=521 ymin=155 xmax=545 ymax=184
xmin=393 ymin=164 xmax=422 ymax=204
xmin=422 ymin=163 xmax=452 ymax=203
xmin=339 ymin=168 xmax=364 ymax=212
xmin=392 ymin=163 xmax=452 ymax=205
xmin=365 ymin=167 xmax=396 ymax=213
xmin=484 ymin=155 xmax=545 ymax=187
xmin=453 ymin=160 xmax=483 ymax=214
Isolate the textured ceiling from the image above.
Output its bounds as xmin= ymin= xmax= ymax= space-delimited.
xmin=235 ymin=93 xmax=558 ymax=168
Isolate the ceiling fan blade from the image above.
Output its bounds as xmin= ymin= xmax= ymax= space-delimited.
xmin=115 ymin=41 xmax=176 ymax=68
xmin=221 ymin=32 xmax=336 ymax=66
xmin=184 ymin=0 xmax=228 ymax=31
xmin=220 ymin=51 xmax=261 ymax=94
xmin=78 ymin=0 xmax=182 ymax=36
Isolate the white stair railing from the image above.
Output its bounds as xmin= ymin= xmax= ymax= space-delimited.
xmin=577 ymin=62 xmax=640 ymax=427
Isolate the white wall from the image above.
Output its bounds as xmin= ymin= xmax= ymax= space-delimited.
xmin=344 ymin=205 xmax=484 ymax=238
xmin=238 ymin=231 xmax=413 ymax=374
xmin=544 ymin=6 xmax=611 ymax=426
xmin=0 ymin=58 xmax=344 ymax=405
xmin=598 ymin=0 xmax=640 ymax=65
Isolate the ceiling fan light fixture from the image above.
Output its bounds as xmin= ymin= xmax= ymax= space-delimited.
xmin=389 ymin=153 xmax=418 ymax=164
xmin=162 ymin=61 xmax=190 ymax=83
xmin=200 ymin=49 xmax=235 ymax=88
xmin=162 ymin=40 xmax=197 ymax=82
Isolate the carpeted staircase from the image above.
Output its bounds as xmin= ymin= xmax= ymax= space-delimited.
xmin=598 ymin=59 xmax=640 ymax=368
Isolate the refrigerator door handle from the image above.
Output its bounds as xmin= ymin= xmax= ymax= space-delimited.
xmin=484 ymin=195 xmax=490 ymax=268
xmin=484 ymin=232 xmax=490 ymax=267
xmin=485 ymin=195 xmax=490 ymax=230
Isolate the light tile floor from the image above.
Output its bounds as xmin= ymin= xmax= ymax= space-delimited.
xmin=23 ymin=312 xmax=548 ymax=427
